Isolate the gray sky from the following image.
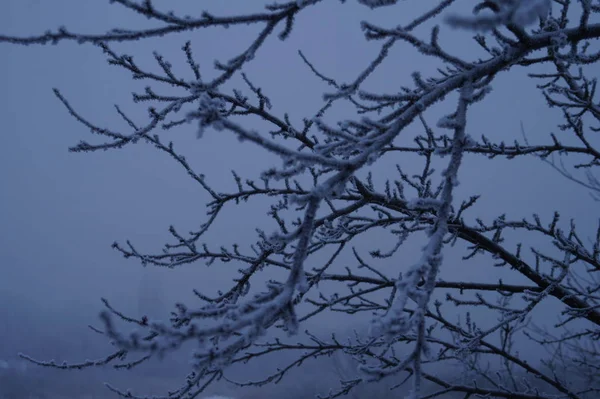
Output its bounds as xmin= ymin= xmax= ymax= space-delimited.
xmin=1 ymin=1 xmax=598 ymax=397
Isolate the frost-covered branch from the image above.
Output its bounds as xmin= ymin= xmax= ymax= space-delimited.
xmin=2 ymin=1 xmax=600 ymax=398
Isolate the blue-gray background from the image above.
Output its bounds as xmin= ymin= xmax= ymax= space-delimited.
xmin=1 ymin=1 xmax=597 ymax=397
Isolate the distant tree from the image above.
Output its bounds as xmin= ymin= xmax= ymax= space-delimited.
xmin=2 ymin=1 xmax=600 ymax=398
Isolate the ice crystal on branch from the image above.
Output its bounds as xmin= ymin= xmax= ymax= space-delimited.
xmin=187 ymin=93 xmax=227 ymax=138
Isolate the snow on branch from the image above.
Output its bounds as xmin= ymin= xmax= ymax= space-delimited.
xmin=360 ymin=82 xmax=479 ymax=398
xmin=447 ymin=0 xmax=551 ymax=31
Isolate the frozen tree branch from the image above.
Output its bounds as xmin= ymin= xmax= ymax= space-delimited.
xmin=2 ymin=0 xmax=600 ymax=398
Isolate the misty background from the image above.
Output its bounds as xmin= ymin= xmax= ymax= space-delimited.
xmin=1 ymin=1 xmax=597 ymax=398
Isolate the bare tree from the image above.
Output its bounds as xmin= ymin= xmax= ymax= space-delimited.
xmin=2 ymin=0 xmax=600 ymax=398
